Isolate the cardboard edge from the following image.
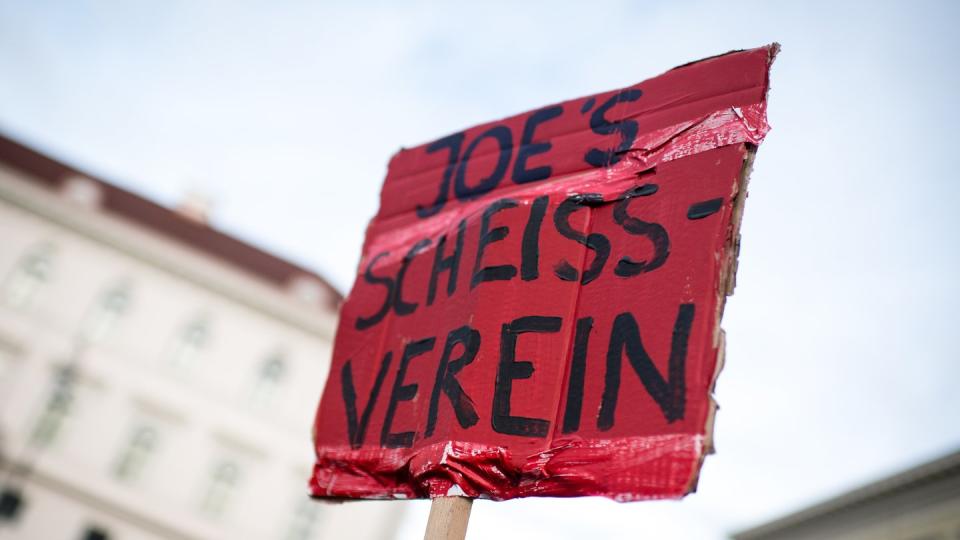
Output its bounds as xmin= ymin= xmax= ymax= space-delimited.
xmin=670 ymin=42 xmax=779 ymax=73
xmin=686 ymin=144 xmax=757 ymax=495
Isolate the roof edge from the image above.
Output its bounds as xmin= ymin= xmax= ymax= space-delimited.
xmin=0 ymin=132 xmax=343 ymax=311
xmin=732 ymin=448 xmax=960 ymax=539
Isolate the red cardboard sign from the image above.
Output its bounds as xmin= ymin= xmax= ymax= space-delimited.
xmin=311 ymin=45 xmax=776 ymax=501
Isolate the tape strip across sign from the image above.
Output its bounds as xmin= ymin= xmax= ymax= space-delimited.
xmin=311 ymin=44 xmax=778 ymax=501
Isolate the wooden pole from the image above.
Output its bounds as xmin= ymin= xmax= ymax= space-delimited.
xmin=423 ymin=496 xmax=473 ymax=540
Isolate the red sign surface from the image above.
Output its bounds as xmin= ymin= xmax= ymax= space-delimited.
xmin=311 ymin=45 xmax=777 ymax=501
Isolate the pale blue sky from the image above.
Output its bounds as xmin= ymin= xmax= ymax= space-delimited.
xmin=2 ymin=1 xmax=958 ymax=538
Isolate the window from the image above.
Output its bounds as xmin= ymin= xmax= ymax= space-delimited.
xmin=0 ymin=343 xmax=20 ymax=388
xmin=284 ymin=496 xmax=321 ymax=540
xmin=80 ymin=283 xmax=132 ymax=344
xmin=29 ymin=365 xmax=76 ymax=447
xmin=0 ymin=486 xmax=25 ymax=522
xmin=167 ymin=317 xmax=210 ymax=369
xmin=80 ymin=525 xmax=110 ymax=540
xmin=112 ymin=425 xmax=159 ymax=482
xmin=200 ymin=460 xmax=241 ymax=518
xmin=249 ymin=352 xmax=286 ymax=407
xmin=2 ymin=243 xmax=55 ymax=309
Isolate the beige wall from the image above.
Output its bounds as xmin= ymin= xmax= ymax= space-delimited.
xmin=0 ymin=166 xmax=403 ymax=540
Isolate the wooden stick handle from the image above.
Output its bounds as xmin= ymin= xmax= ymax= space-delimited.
xmin=424 ymin=496 xmax=473 ymax=540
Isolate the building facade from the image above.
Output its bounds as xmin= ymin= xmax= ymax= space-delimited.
xmin=0 ymin=135 xmax=403 ymax=539
xmin=732 ymin=449 xmax=960 ymax=540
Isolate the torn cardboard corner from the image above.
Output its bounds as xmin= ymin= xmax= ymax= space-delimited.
xmin=311 ymin=44 xmax=777 ymax=502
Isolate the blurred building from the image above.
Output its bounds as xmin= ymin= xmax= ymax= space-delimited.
xmin=0 ymin=135 xmax=403 ymax=540
xmin=732 ymin=449 xmax=960 ymax=540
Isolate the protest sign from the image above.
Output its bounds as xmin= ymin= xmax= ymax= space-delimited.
xmin=311 ymin=44 xmax=777 ymax=503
